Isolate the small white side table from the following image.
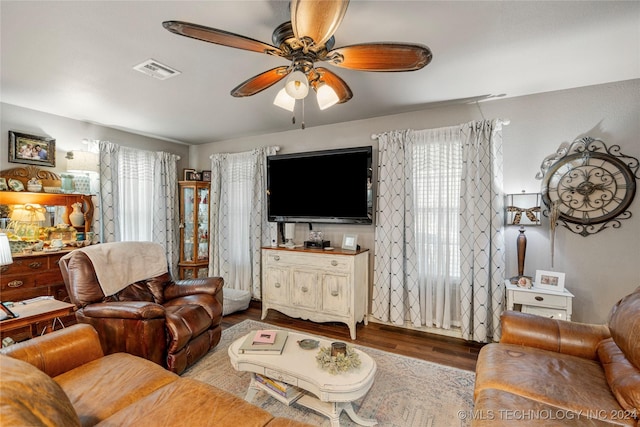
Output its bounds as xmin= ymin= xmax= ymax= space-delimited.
xmin=505 ymin=281 xmax=574 ymax=321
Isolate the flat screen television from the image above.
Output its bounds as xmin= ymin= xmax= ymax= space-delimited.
xmin=267 ymin=146 xmax=373 ymax=224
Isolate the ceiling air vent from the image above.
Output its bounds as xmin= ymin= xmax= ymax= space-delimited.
xmin=133 ymin=59 xmax=181 ymax=80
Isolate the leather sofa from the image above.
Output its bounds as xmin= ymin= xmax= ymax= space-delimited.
xmin=473 ymin=287 xmax=640 ymax=426
xmin=0 ymin=323 xmax=311 ymax=427
xmin=59 ymin=242 xmax=223 ymax=374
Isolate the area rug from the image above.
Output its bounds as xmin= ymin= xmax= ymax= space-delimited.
xmin=182 ymin=320 xmax=474 ymax=427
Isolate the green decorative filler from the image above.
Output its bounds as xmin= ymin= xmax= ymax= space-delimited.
xmin=316 ymin=346 xmax=361 ymax=374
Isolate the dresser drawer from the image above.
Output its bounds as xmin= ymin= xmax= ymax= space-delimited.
xmin=512 ymin=291 xmax=569 ymax=309
xmin=266 ymin=252 xmax=351 ymax=272
xmin=1 ymin=276 xmax=36 ymax=292
xmin=1 ymin=258 xmax=49 ymax=274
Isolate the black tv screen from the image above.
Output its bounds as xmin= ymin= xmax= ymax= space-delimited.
xmin=267 ymin=146 xmax=373 ymax=224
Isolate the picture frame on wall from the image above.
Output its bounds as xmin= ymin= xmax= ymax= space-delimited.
xmin=8 ymin=131 xmax=56 ymax=167
xmin=183 ymin=168 xmax=196 ymax=181
xmin=534 ymin=270 xmax=566 ymax=292
xmin=341 ymin=234 xmax=358 ymax=251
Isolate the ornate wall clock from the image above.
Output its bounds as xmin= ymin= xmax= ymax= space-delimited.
xmin=537 ymin=137 xmax=639 ymax=237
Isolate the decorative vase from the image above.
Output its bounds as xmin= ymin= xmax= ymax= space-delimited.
xmin=69 ymin=202 xmax=84 ymax=227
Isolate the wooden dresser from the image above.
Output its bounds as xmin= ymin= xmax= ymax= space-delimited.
xmin=1 ymin=249 xmax=77 ymax=341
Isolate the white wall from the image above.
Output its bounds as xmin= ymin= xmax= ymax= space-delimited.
xmin=1 ymin=103 xmax=190 ymax=174
xmin=192 ymin=79 xmax=640 ymax=325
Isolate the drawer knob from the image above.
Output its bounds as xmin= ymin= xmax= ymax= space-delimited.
xmin=535 ymin=296 xmax=544 ymax=301
xmin=29 ymin=262 xmax=43 ymax=269
xmin=0 ymin=266 xmax=8 ymax=273
xmin=274 ymin=256 xmax=280 ymax=261
xmin=331 ymin=290 xmax=339 ymax=297
xmin=301 ymin=286 xmax=308 ymax=293
xmin=274 ymin=282 xmax=281 ymax=288
xmin=8 ymin=280 xmax=24 ymax=288
xmin=331 ymin=260 xmax=338 ymax=266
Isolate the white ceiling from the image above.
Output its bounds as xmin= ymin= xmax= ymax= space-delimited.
xmin=1 ymin=1 xmax=638 ymax=145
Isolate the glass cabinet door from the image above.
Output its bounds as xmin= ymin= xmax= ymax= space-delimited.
xmin=179 ymin=181 xmax=210 ymax=279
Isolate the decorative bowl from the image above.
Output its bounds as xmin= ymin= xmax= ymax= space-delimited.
xmin=297 ymin=339 xmax=320 ymax=350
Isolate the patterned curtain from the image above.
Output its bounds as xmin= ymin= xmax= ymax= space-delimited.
xmin=459 ymin=120 xmax=505 ymax=342
xmin=371 ymin=130 xmax=417 ymax=326
xmin=98 ymin=141 xmax=120 ymax=242
xmin=209 ymin=147 xmax=278 ymax=298
xmin=153 ymin=152 xmax=180 ymax=275
xmin=372 ymin=120 xmax=505 ymax=343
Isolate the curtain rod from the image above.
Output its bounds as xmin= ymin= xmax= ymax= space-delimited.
xmin=370 ymin=119 xmax=510 ymax=140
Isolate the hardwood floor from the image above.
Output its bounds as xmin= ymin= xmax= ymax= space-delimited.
xmin=222 ymin=301 xmax=483 ymax=372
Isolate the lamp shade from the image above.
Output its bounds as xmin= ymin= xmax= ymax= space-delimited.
xmin=67 ymin=151 xmax=99 ymax=173
xmin=0 ymin=233 xmax=12 ymax=266
xmin=284 ymin=70 xmax=309 ymax=99
xmin=505 ymin=193 xmax=541 ymax=226
xmin=316 ymin=84 xmax=339 ymax=110
xmin=10 ymin=204 xmax=46 ymax=223
xmin=273 ymin=88 xmax=296 ymax=112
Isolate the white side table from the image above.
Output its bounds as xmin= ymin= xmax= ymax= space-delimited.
xmin=505 ymin=281 xmax=574 ymax=321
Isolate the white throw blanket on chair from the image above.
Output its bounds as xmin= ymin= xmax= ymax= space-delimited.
xmin=64 ymin=241 xmax=168 ymax=296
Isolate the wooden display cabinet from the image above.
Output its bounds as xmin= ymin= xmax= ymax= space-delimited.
xmin=178 ymin=181 xmax=210 ymax=279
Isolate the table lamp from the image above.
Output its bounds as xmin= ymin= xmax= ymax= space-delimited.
xmin=505 ymin=192 xmax=541 ymax=284
xmin=9 ymin=204 xmax=46 ymax=240
xmin=0 ymin=232 xmax=12 ymax=266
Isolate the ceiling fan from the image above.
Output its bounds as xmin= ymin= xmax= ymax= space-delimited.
xmin=163 ymin=0 xmax=432 ymax=111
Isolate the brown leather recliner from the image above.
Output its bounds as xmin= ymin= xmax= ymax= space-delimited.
xmin=59 ymin=242 xmax=223 ymax=375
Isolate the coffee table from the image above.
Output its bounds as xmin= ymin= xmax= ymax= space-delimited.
xmin=228 ymin=330 xmax=377 ymax=427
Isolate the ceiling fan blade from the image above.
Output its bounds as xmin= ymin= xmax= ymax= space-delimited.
xmin=327 ymin=43 xmax=432 ymax=71
xmin=290 ymin=0 xmax=349 ymax=48
xmin=231 ymin=66 xmax=290 ymax=97
xmin=163 ymin=21 xmax=283 ymax=56
xmin=312 ymin=67 xmax=352 ymax=103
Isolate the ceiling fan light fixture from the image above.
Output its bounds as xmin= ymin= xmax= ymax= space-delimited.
xmin=316 ymin=83 xmax=339 ymax=110
xmin=273 ymin=88 xmax=296 ymax=112
xmin=284 ymin=70 xmax=309 ymax=99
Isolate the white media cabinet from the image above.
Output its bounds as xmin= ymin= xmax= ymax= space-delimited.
xmin=261 ymin=247 xmax=369 ymax=339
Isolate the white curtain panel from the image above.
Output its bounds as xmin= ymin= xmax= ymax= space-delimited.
xmin=372 ymin=120 xmax=505 ymax=343
xmin=459 ymin=120 xmax=505 ymax=342
xmin=98 ymin=142 xmax=181 ymax=272
xmin=209 ymin=147 xmax=278 ymax=298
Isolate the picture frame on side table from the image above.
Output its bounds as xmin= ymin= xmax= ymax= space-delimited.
xmin=9 ymin=131 xmax=56 ymax=167
xmin=534 ymin=270 xmax=565 ymax=292
xmin=341 ymin=234 xmax=358 ymax=251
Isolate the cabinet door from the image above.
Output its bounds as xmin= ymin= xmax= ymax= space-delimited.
xmin=181 ymin=185 xmax=196 ymax=262
xmin=264 ymin=267 xmax=289 ymax=304
xmin=291 ymin=270 xmax=318 ymax=309
xmin=321 ymin=273 xmax=350 ymax=314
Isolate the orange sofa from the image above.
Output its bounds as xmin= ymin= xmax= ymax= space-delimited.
xmin=473 ymin=287 xmax=640 ymax=426
xmin=0 ymin=323 xmax=310 ymax=427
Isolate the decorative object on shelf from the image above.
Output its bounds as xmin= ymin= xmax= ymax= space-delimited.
xmin=7 ymin=178 xmax=24 ymax=192
xmin=534 ymin=270 xmax=566 ymax=293
xmin=60 ymin=173 xmax=75 ymax=194
xmin=316 ymin=344 xmax=361 ymax=375
xmin=202 ymin=170 xmax=212 ymax=182
xmin=0 ymin=178 xmax=8 ymax=191
xmin=183 ymin=168 xmax=196 ymax=181
xmin=537 ymin=137 xmax=638 ymax=237
xmin=69 ymin=202 xmax=85 ymax=227
xmin=27 ymin=177 xmax=43 ymax=192
xmin=8 ymin=130 xmax=56 ymax=167
xmin=505 ymin=192 xmax=541 ymax=283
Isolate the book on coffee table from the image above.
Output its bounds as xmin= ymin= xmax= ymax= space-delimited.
xmin=239 ymin=330 xmax=288 ymax=355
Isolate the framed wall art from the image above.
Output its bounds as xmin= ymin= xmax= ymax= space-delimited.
xmin=534 ymin=270 xmax=565 ymax=292
xmin=9 ymin=131 xmax=56 ymax=167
